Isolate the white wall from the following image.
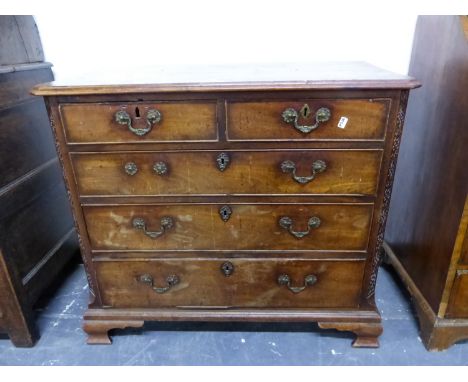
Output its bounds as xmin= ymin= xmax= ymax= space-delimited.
xmin=33 ymin=4 xmax=418 ymax=81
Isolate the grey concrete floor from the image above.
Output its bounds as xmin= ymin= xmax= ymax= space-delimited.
xmin=0 ymin=262 xmax=467 ymax=365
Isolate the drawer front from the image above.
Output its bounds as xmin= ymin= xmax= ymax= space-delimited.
xmin=84 ymin=204 xmax=373 ymax=251
xmin=95 ymin=259 xmax=365 ymax=308
xmin=227 ymin=99 xmax=389 ymax=141
xmin=72 ymin=150 xmax=382 ymax=196
xmin=446 ymin=271 xmax=468 ymax=318
xmin=60 ymin=102 xmax=218 ymax=143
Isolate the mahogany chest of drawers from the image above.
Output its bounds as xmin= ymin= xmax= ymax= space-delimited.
xmin=33 ymin=63 xmax=419 ymax=347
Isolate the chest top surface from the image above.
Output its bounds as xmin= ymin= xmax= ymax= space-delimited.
xmin=31 ymin=62 xmax=419 ymax=96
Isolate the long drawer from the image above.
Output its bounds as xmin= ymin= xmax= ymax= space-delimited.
xmin=94 ymin=258 xmax=365 ymax=308
xmin=83 ymin=203 xmax=373 ymax=251
xmin=71 ymin=150 xmax=382 ymax=197
xmin=60 ymin=102 xmax=218 ymax=144
xmin=227 ymin=99 xmax=390 ymax=141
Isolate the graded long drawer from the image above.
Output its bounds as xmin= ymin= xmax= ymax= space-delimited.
xmin=60 ymin=102 xmax=218 ymax=143
xmin=83 ymin=203 xmax=373 ymax=251
xmin=227 ymin=99 xmax=390 ymax=141
xmin=72 ymin=150 xmax=382 ymax=196
xmin=95 ymin=258 xmax=365 ymax=309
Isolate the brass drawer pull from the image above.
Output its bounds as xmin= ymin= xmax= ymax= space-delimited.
xmin=153 ymin=161 xmax=168 ymax=176
xmin=281 ymin=104 xmax=331 ymax=134
xmin=138 ymin=274 xmax=179 ymax=294
xmin=278 ymin=216 xmax=321 ymax=239
xmin=124 ymin=162 xmax=138 ymax=176
xmin=114 ymin=108 xmax=162 ymax=136
xmin=132 ymin=216 xmax=174 ymax=238
xmin=277 ymin=274 xmax=317 ymax=294
xmin=280 ymin=159 xmax=327 ymax=184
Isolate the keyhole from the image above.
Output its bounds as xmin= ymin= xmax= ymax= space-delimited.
xmin=135 ymin=106 xmax=140 ymax=118
xmin=220 ymin=158 xmax=225 ymax=165
xmin=300 ymin=104 xmax=311 ymax=119
xmin=219 ymin=205 xmax=232 ymax=222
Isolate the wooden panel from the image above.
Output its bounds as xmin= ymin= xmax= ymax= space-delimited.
xmin=0 ymin=251 xmax=37 ymax=346
xmin=72 ymin=150 xmax=382 ymax=197
xmin=0 ymin=99 xmax=57 ymax=189
xmin=446 ymin=271 xmax=468 ymax=318
xmin=95 ymin=258 xmax=365 ymax=309
xmin=0 ymin=16 xmax=44 ymax=65
xmin=84 ymin=204 xmax=373 ymax=251
xmin=385 ymin=16 xmax=468 ymax=313
xmin=0 ymin=162 xmax=74 ymax=280
xmin=227 ymin=99 xmax=389 ymax=141
xmin=60 ymin=102 xmax=218 ymax=144
xmin=0 ymin=68 xmax=53 ymax=109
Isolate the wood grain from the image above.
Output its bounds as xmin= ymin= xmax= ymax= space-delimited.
xmin=60 ymin=101 xmax=218 ymax=144
xmin=0 ymin=99 xmax=57 ymax=189
xmin=94 ymin=258 xmax=365 ymax=309
xmin=36 ymin=60 xmax=416 ymax=347
xmin=385 ymin=16 xmax=468 ymax=316
xmin=0 ymin=163 xmax=73 ymax=279
xmin=31 ymin=62 xmax=420 ymax=96
xmin=83 ymin=203 xmax=373 ymax=252
xmin=384 ymin=241 xmax=468 ymax=351
xmin=446 ymin=271 xmax=468 ymax=318
xmin=0 ymin=19 xmax=77 ymax=346
xmin=71 ymin=150 xmax=382 ymax=197
xmin=227 ymin=99 xmax=389 ymax=141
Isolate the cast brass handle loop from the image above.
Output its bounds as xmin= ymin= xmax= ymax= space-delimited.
xmin=281 ymin=106 xmax=331 ymax=134
xmin=278 ymin=216 xmax=321 ymax=239
xmin=132 ymin=216 xmax=174 ymax=239
xmin=280 ymin=159 xmax=327 ymax=184
xmin=277 ymin=274 xmax=317 ymax=294
xmin=137 ymin=273 xmax=179 ymax=294
xmin=114 ymin=109 xmax=162 ymax=136
xmin=153 ymin=161 xmax=168 ymax=176
xmin=124 ymin=162 xmax=138 ymax=176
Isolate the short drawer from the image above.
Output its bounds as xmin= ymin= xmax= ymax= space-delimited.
xmin=60 ymin=102 xmax=218 ymax=144
xmin=446 ymin=271 xmax=468 ymax=318
xmin=227 ymin=99 xmax=389 ymax=141
xmin=94 ymin=258 xmax=365 ymax=309
xmin=72 ymin=150 xmax=382 ymax=196
xmin=83 ymin=203 xmax=373 ymax=251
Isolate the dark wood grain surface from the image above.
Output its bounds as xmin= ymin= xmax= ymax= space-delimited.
xmin=0 ymin=99 xmax=57 ymax=189
xmin=0 ymin=16 xmax=77 ymax=347
xmin=385 ymin=16 xmax=468 ymax=312
xmin=83 ymin=203 xmax=373 ymax=252
xmin=71 ymin=150 xmax=382 ymax=197
xmin=60 ymin=101 xmax=218 ymax=144
xmin=384 ymin=16 xmax=468 ymax=350
xmin=227 ymin=99 xmax=389 ymax=141
xmin=94 ymin=258 xmax=365 ymax=309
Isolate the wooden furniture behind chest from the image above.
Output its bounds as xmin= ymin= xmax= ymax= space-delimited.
xmin=33 ymin=62 xmax=418 ymax=347
xmin=384 ymin=16 xmax=468 ymax=351
xmin=0 ymin=16 xmax=78 ymax=347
